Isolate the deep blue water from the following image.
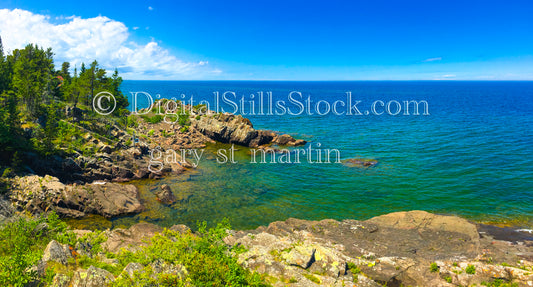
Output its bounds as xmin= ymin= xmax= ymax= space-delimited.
xmin=99 ymin=81 xmax=533 ymax=230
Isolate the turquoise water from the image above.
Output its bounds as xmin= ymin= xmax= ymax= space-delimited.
xmin=95 ymin=81 xmax=533 ymax=230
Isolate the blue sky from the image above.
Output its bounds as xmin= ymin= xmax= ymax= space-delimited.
xmin=1 ymin=0 xmax=532 ymax=80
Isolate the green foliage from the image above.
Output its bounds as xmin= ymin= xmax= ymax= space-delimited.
xmin=141 ymin=114 xmax=163 ymax=124
xmin=430 ymin=262 xmax=439 ymax=272
xmin=9 ymin=44 xmax=54 ymax=117
xmin=178 ymin=109 xmax=190 ymax=127
xmin=303 ymin=273 xmax=321 ymax=284
xmin=126 ymin=115 xmax=139 ymax=128
xmin=1 ymin=167 xmax=14 ymax=178
xmin=465 ymin=264 xmax=476 ymax=274
xmin=115 ymin=219 xmax=268 ymax=286
xmin=347 ymin=262 xmax=361 ymax=283
xmin=0 ymin=212 xmax=71 ymax=286
xmin=445 ymin=276 xmax=452 ymax=283
xmin=77 ymin=229 xmax=108 ymax=255
xmin=347 ymin=262 xmax=361 ymax=275
xmin=481 ymin=279 xmax=519 ymax=287
xmin=78 ymin=255 xmax=122 ymax=275
xmin=0 ymin=39 xmax=130 ymax=165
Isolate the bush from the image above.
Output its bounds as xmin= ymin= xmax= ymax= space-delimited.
xmin=141 ymin=114 xmax=163 ymax=124
xmin=0 ymin=212 xmax=73 ymax=286
xmin=430 ymin=262 xmax=439 ymax=272
xmin=1 ymin=167 xmax=14 ymax=178
xmin=466 ymin=264 xmax=476 ymax=274
xmin=115 ymin=219 xmax=268 ymax=286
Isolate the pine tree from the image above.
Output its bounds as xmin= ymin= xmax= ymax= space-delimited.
xmin=10 ymin=44 xmax=54 ymax=117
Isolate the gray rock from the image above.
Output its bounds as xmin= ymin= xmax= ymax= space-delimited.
xmin=103 ymin=223 xmax=163 ymax=253
xmin=42 ymin=240 xmax=72 ymax=265
xmin=50 ymin=274 xmax=70 ymax=287
xmin=170 ymin=224 xmax=191 ymax=234
xmin=122 ymin=262 xmax=144 ymax=278
xmin=71 ymin=266 xmax=115 ymax=287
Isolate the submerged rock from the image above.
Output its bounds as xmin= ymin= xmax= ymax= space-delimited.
xmin=342 ymin=157 xmax=378 ymax=167
xmin=156 ymin=184 xmax=177 ymax=204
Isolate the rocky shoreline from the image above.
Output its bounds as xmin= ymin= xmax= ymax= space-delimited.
xmin=2 ymin=104 xmax=532 ymax=286
xmin=1 ymin=104 xmax=306 ymax=221
xmin=31 ymin=211 xmax=533 ymax=287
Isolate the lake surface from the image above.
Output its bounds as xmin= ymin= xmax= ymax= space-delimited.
xmin=68 ymin=81 xmax=533 ymax=230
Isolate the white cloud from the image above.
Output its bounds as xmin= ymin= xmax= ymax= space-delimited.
xmin=432 ymin=74 xmax=456 ymax=80
xmin=0 ymin=8 xmax=220 ymax=79
xmin=148 ymin=6 xmax=154 ymax=11
xmin=423 ymin=57 xmax=442 ymax=62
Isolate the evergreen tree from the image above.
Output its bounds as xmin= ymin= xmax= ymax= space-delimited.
xmin=10 ymin=44 xmax=54 ymax=117
xmin=0 ymin=36 xmax=10 ymax=93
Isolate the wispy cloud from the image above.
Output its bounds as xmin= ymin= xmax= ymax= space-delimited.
xmin=423 ymin=57 xmax=442 ymax=62
xmin=432 ymin=74 xmax=456 ymax=80
xmin=148 ymin=6 xmax=154 ymax=11
xmin=0 ymin=8 xmax=220 ymax=79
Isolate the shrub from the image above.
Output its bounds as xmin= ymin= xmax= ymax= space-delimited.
xmin=430 ymin=262 xmax=439 ymax=272
xmin=466 ymin=264 xmax=476 ymax=274
xmin=141 ymin=114 xmax=163 ymax=124
xmin=0 ymin=212 xmax=72 ymax=286
xmin=115 ymin=219 xmax=267 ymax=286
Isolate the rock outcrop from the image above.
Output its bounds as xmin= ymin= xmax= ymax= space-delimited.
xmin=191 ymin=113 xmax=306 ymax=148
xmin=225 ymin=211 xmax=533 ymax=286
xmin=9 ymin=175 xmax=143 ymax=218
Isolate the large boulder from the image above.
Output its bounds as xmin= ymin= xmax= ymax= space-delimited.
xmin=70 ymin=266 xmax=114 ymax=287
xmin=102 ymin=222 xmax=164 ymax=253
xmin=9 ymin=175 xmax=143 ymax=218
xmin=42 ymin=240 xmax=72 ymax=265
